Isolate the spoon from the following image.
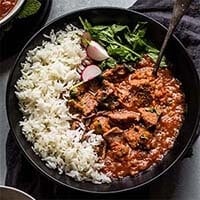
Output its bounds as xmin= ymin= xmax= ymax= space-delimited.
xmin=152 ymin=0 xmax=193 ymax=76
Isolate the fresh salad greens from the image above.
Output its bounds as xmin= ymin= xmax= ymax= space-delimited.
xmin=80 ymin=18 xmax=166 ymax=69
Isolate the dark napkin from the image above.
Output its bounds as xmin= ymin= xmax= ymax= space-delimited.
xmin=130 ymin=0 xmax=200 ymax=76
xmin=5 ymin=0 xmax=200 ymax=200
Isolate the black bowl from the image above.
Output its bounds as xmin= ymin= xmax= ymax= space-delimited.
xmin=6 ymin=7 xmax=200 ymax=193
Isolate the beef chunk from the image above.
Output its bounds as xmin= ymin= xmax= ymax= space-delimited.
xmin=138 ymin=107 xmax=159 ymax=127
xmin=90 ymin=116 xmax=110 ymax=134
xmin=68 ymin=92 xmax=98 ymax=116
xmin=95 ymin=81 xmax=114 ymax=102
xmin=79 ymin=93 xmax=98 ymax=116
xmin=95 ymin=80 xmax=115 ymax=103
xmin=103 ymin=127 xmax=123 ymax=138
xmin=117 ymin=86 xmax=152 ymax=110
xmin=124 ymin=126 xmax=152 ymax=149
xmin=114 ymin=85 xmax=130 ymax=102
xmin=68 ymin=99 xmax=83 ymax=113
xmin=102 ymin=80 xmax=115 ymax=92
xmin=107 ymin=110 xmax=140 ymax=122
xmin=102 ymin=65 xmax=128 ymax=82
xmin=109 ymin=141 xmax=130 ymax=159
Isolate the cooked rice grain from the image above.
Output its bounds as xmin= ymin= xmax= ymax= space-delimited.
xmin=15 ymin=26 xmax=111 ymax=184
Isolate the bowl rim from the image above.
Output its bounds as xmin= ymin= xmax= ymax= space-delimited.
xmin=0 ymin=0 xmax=25 ymax=26
xmin=6 ymin=6 xmax=200 ymax=193
xmin=0 ymin=185 xmax=35 ymax=200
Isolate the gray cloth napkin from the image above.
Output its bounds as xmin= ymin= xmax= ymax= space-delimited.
xmin=130 ymin=0 xmax=200 ymax=75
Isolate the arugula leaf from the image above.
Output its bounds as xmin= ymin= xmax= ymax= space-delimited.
xmin=147 ymin=51 xmax=167 ymax=67
xmin=107 ymin=44 xmax=138 ymax=62
xmin=125 ymin=32 xmax=146 ymax=51
xmin=133 ymin=22 xmax=147 ymax=36
xmin=18 ymin=0 xmax=41 ymax=19
xmin=79 ymin=18 xmax=92 ymax=30
xmin=111 ymin=24 xmax=129 ymax=34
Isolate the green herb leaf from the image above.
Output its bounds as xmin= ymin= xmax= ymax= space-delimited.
xmin=147 ymin=51 xmax=167 ymax=67
xmin=69 ymin=81 xmax=84 ymax=92
xmin=99 ymin=57 xmax=117 ymax=70
xmin=111 ymin=24 xmax=129 ymax=34
xmin=17 ymin=0 xmax=41 ymax=19
xmin=107 ymin=44 xmax=138 ymax=62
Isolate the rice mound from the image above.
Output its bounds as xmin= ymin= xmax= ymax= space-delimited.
xmin=15 ymin=26 xmax=111 ymax=184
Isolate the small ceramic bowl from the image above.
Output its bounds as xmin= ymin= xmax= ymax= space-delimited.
xmin=0 ymin=0 xmax=25 ymax=26
xmin=0 ymin=185 xmax=35 ymax=200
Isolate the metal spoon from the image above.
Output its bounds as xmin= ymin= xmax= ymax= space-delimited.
xmin=152 ymin=0 xmax=193 ymax=76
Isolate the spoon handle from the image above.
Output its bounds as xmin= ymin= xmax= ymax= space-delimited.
xmin=153 ymin=0 xmax=193 ymax=76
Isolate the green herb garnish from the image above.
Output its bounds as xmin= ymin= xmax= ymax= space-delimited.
xmin=80 ymin=18 xmax=167 ymax=69
xmin=18 ymin=0 xmax=41 ymax=19
xmin=99 ymin=57 xmax=117 ymax=70
xmin=69 ymin=81 xmax=84 ymax=92
xmin=147 ymin=51 xmax=167 ymax=67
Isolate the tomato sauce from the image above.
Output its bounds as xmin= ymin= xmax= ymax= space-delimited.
xmin=0 ymin=0 xmax=18 ymax=20
xmin=68 ymin=55 xmax=185 ymax=179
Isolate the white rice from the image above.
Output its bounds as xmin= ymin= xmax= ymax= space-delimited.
xmin=15 ymin=25 xmax=111 ymax=184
